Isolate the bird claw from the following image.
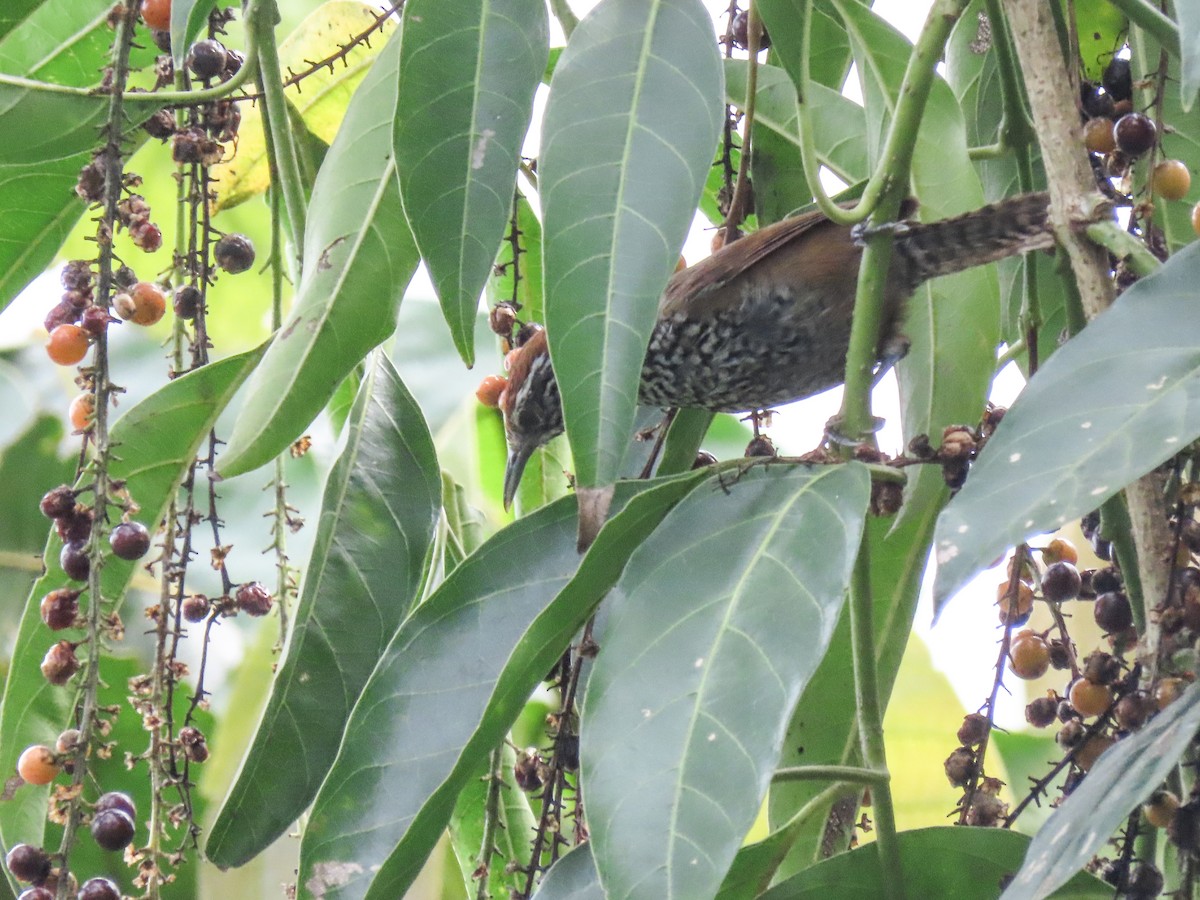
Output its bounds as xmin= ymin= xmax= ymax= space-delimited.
xmin=851 ymin=219 xmax=913 ymax=247
xmin=824 ymin=414 xmax=886 ymax=447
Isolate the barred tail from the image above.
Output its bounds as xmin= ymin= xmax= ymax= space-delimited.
xmin=897 ymin=192 xmax=1054 ymax=289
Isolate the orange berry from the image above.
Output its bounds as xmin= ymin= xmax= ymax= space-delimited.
xmin=1154 ymin=677 xmax=1185 ymax=710
xmin=1008 ymin=631 xmax=1050 ymax=680
xmin=69 ymin=393 xmax=95 ymax=432
xmin=1151 ymin=159 xmax=1192 ymax=201
xmin=1191 ymin=201 xmax=1200 ymax=237
xmin=503 ymin=347 xmax=521 ymax=372
xmin=1041 ymin=538 xmax=1078 ymax=566
xmin=674 ymin=255 xmax=687 ymax=273
xmin=127 ymin=282 xmax=166 ymax=326
xmin=475 ymin=374 xmax=508 ymax=409
xmin=1144 ymin=790 xmax=1181 ymax=829
xmin=997 ymin=580 xmax=1034 ymax=625
xmin=16 ymin=745 xmax=60 ymax=785
xmin=140 ymin=0 xmax=171 ymax=31
xmin=1069 ymin=678 xmax=1114 ymax=718
xmin=45 ymin=324 xmax=90 ymax=366
xmin=1083 ymin=117 xmax=1116 ymax=154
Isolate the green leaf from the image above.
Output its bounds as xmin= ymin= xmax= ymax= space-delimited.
xmin=724 ymin=59 xmax=867 ymax=185
xmin=934 ymin=243 xmax=1200 ymax=610
xmin=755 ymin=0 xmax=857 ymax=91
xmin=0 ymin=346 xmax=265 ymax=850
xmin=1181 ymin=0 xmax=1200 ymax=111
xmin=539 ymin=0 xmax=723 ymax=489
xmin=394 ymin=0 xmax=548 ymax=366
xmin=761 ymin=827 xmax=1110 ymax=899
xmin=218 ymin=30 xmax=419 ymax=477
xmin=213 ymin=1 xmax=396 ymax=211
xmin=0 ymin=87 xmax=153 ymax=166
xmin=533 ymin=847 xmax=604 ymax=900
xmin=206 ymin=353 xmax=441 ymax=867
xmin=0 ymin=1 xmax=41 ymax=42
xmin=1071 ymin=0 xmax=1127 ymax=82
xmin=585 ymin=464 xmax=869 ymax=900
xmin=298 ymin=472 xmax=705 ymax=900
xmin=1002 ymin=681 xmax=1200 ymax=899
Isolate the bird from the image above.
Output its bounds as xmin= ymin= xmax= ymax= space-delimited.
xmin=500 ymin=192 xmax=1058 ymax=508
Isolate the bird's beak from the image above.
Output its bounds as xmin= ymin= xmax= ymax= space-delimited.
xmin=503 ymin=440 xmax=536 ymax=511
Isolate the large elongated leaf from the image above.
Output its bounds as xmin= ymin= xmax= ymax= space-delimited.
xmin=1001 ymin=681 xmax=1200 ymax=900
xmin=539 ymin=0 xmax=723 ymax=490
xmin=762 ymin=827 xmax=1109 ymax=899
xmin=218 ymin=30 xmax=419 ymax=478
xmin=298 ymin=473 xmax=705 ymax=900
xmin=206 ymin=353 xmax=440 ymax=867
xmin=533 ymin=847 xmax=604 ymax=900
xmin=585 ymin=464 xmax=869 ymax=900
xmin=0 ymin=346 xmax=265 ymax=849
xmin=394 ymin=0 xmax=547 ymax=366
xmin=934 ymin=243 xmax=1200 ymax=610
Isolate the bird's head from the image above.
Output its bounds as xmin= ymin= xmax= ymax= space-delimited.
xmin=500 ymin=328 xmax=564 ymax=508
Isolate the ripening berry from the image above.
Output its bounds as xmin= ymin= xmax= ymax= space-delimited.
xmin=1151 ymin=159 xmax=1192 ymax=200
xmin=1102 ymin=57 xmax=1132 ymax=102
xmin=213 ymin=233 xmax=255 ymax=274
xmin=16 ymin=745 xmax=60 ymax=785
xmin=187 ymin=39 xmax=228 ymax=80
xmin=1068 ymin=678 xmax=1113 ymax=718
xmin=1082 ymin=117 xmax=1116 ymax=154
xmin=235 ymin=582 xmax=273 ymax=616
xmin=110 ymin=521 xmax=151 ymax=560
xmin=179 ymin=725 xmax=208 ymax=763
xmin=55 ymin=728 xmax=80 ymax=755
xmin=40 ymin=588 xmax=80 ymax=631
xmin=39 ymin=485 xmax=76 ymax=520
xmin=943 ymin=746 xmax=976 ymax=787
xmin=476 ymin=375 xmax=507 ymax=409
xmin=45 ymin=324 xmax=89 ymax=366
xmin=1008 ymin=631 xmax=1050 ymax=680
xmin=91 ymin=808 xmax=135 ymax=851
xmin=1081 ymin=650 xmax=1120 ymax=686
xmin=78 ymin=878 xmax=121 ymax=900
xmin=1154 ymin=677 xmax=1185 ymax=710
xmin=1074 ymin=733 xmax=1114 ymax=771
xmin=1192 ymin=201 xmax=1200 ymax=237
xmin=1042 ymin=561 xmax=1082 ymax=602
xmin=1144 ymin=790 xmax=1181 ymax=829
xmin=997 ymin=580 xmax=1034 ymax=625
xmin=140 ymin=0 xmax=171 ymax=31
xmin=173 ymin=284 xmax=202 ymax=320
xmin=5 ymin=843 xmax=51 ymax=884
xmin=1114 ymin=692 xmax=1153 ymax=731
xmin=1041 ymin=537 xmax=1078 ymax=566
xmin=126 ymin=282 xmax=166 ymax=326
xmin=69 ymin=393 xmax=95 ymax=432
xmin=513 ymin=748 xmax=543 ymax=792
xmin=41 ymin=640 xmax=80 ymax=685
xmin=1113 ymin=113 xmax=1157 ymax=156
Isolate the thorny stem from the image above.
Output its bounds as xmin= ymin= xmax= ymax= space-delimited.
xmin=475 ymin=746 xmax=505 ymax=900
xmin=55 ymin=3 xmax=139 ymax=896
xmin=722 ymin=2 xmax=761 ymax=245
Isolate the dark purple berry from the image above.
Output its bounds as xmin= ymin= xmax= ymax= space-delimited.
xmin=113 ymin=265 xmax=138 ymax=290
xmin=41 ymin=640 xmax=80 ymax=685
xmin=43 ymin=299 xmax=80 ymax=332
xmin=60 ymin=542 xmax=90 ymax=582
xmin=110 ymin=521 xmax=151 ymax=561
xmin=55 ymin=505 xmax=93 ymax=544
xmin=1113 ymin=112 xmax=1157 ymax=156
xmin=1042 ymin=561 xmax=1081 ymax=602
xmin=1102 ymin=57 xmax=1132 ymax=103
xmin=5 ymin=843 xmax=51 ymax=883
xmin=16 ymin=888 xmax=53 ymax=900
xmin=1095 ymin=591 xmax=1134 ymax=633
xmin=172 ymin=284 xmax=202 ymax=320
xmin=78 ymin=878 xmax=120 ymax=900
xmin=213 ymin=233 xmax=255 ymax=274
xmin=142 ymin=108 xmax=176 ymax=140
xmin=80 ymin=306 xmax=114 ymax=337
xmin=90 ymin=808 xmax=135 ymax=851
xmin=234 ymin=582 xmax=272 ymax=616
xmin=95 ymin=791 xmax=136 ymax=820
xmin=181 ymin=594 xmax=210 ymax=623
xmin=187 ymin=39 xmax=228 ymax=80
xmin=40 ymin=588 xmax=80 ymax=631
